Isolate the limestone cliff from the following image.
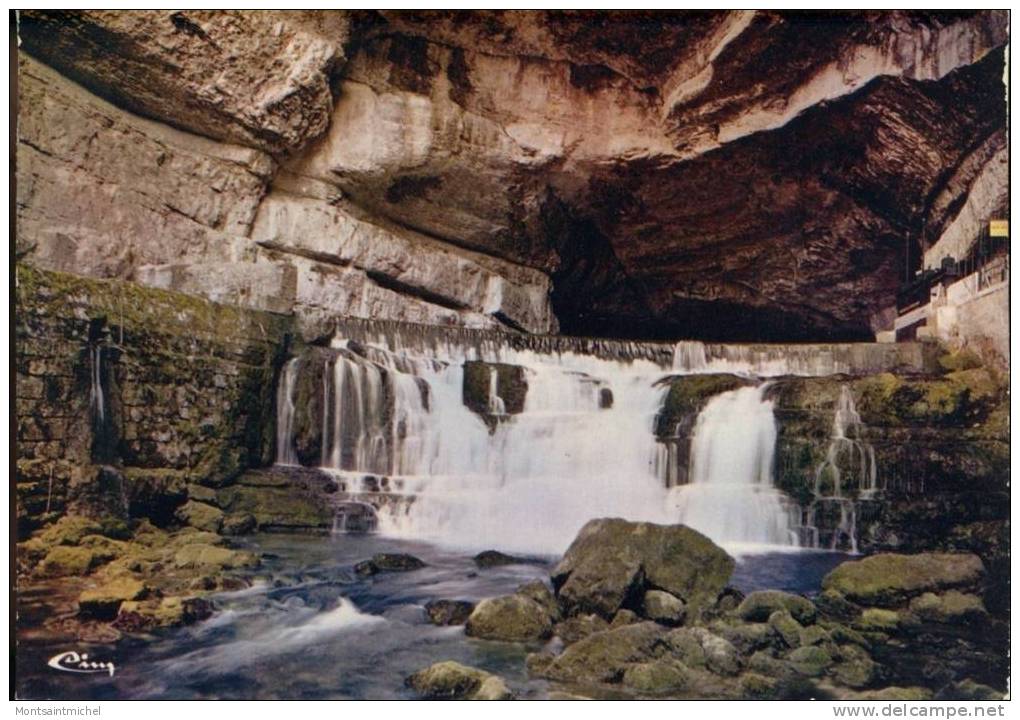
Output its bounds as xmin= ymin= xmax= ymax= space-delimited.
xmin=15 ymin=10 xmax=1009 ymax=341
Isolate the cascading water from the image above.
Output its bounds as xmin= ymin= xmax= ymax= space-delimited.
xmin=802 ymin=385 xmax=878 ymax=553
xmin=89 ymin=344 xmax=105 ymax=427
xmin=273 ymin=322 xmax=907 ymax=555
xmin=669 ymin=385 xmax=799 ymax=549
xmin=276 ymin=359 xmax=300 ymax=465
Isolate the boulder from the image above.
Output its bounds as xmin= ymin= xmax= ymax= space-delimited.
xmin=405 ymin=661 xmax=513 ymax=700
xmin=40 ymin=546 xmax=98 ymax=576
xmin=621 ymin=660 xmax=693 ymax=694
xmin=516 ymin=580 xmax=560 ymax=621
xmin=221 ymin=513 xmax=257 ymax=536
xmin=175 ymin=500 xmax=225 ymax=533
xmin=554 ymin=614 xmax=609 ymax=645
xmin=736 ymin=590 xmax=817 ymax=625
xmin=473 ymin=550 xmax=534 ymax=568
xmin=552 ymin=519 xmax=734 ymax=621
xmin=78 ymin=576 xmax=148 ymax=619
xmin=768 ymin=610 xmax=803 ymax=649
xmin=354 ymin=553 xmax=426 ymax=576
xmin=540 ymin=622 xmax=667 ymax=685
xmin=642 ymin=589 xmax=686 ymax=626
xmin=832 ymin=644 xmax=877 ymax=688
xmin=172 ymin=543 xmax=259 ymax=571
xmin=908 ymin=591 xmax=987 ymax=624
xmin=425 ymin=600 xmax=475 ymax=626
xmin=786 ymin=645 xmax=834 ymax=677
xmin=822 ymin=553 xmax=984 ymax=606
xmin=465 ymin=595 xmax=553 ymax=642
xmin=113 ymin=596 xmax=213 ymax=631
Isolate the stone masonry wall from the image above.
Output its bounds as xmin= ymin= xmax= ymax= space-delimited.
xmin=15 ymin=264 xmax=294 ymax=536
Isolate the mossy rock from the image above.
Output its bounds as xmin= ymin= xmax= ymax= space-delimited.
xmin=642 ymin=589 xmax=686 ymax=626
xmin=741 ymin=672 xmax=779 ymax=698
xmin=425 ymin=600 xmax=475 ymax=626
xmin=405 ymin=661 xmax=513 ymax=700
xmin=736 ymin=590 xmax=817 ymax=625
xmin=172 ymin=543 xmax=259 ymax=571
xmin=354 ymin=553 xmax=426 ymax=576
xmin=907 ymin=591 xmax=987 ymax=623
xmin=654 ymin=374 xmax=749 ymax=438
xmin=554 ymin=613 xmax=609 ymax=645
xmin=855 ymin=608 xmax=900 ymax=632
xmin=853 ymin=370 xmax=1002 ymax=428
xmin=39 ymin=546 xmax=98 ymax=576
xmin=540 ymin=622 xmax=667 ymax=685
xmin=552 ymin=519 xmax=734 ymax=621
xmin=786 ymin=645 xmax=833 ymax=677
xmin=465 ymin=594 xmax=553 ymax=642
xmin=175 ymin=500 xmax=224 ymax=533
xmin=856 ymin=686 xmax=933 ymax=700
xmin=768 ymin=610 xmax=803 ymax=649
xmin=621 ymin=659 xmax=692 ymax=694
xmin=78 ymin=576 xmax=148 ymax=620
xmin=114 ymin=596 xmax=213 ymax=631
xmin=822 ymin=552 xmax=984 ymax=606
xmin=831 ymin=644 xmax=877 ymax=689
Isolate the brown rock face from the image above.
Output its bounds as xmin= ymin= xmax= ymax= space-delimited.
xmin=15 ymin=11 xmax=1009 ymax=341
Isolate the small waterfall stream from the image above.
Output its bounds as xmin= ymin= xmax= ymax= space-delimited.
xmin=669 ymin=385 xmax=798 ymax=549
xmin=273 ymin=323 xmax=897 ymax=554
xmin=802 ymin=385 xmax=878 ymax=553
xmin=89 ymin=344 xmax=105 ymax=427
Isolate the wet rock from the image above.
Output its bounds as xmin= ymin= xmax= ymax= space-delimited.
xmin=552 ymin=519 xmax=734 ymax=621
xmin=473 ymin=550 xmax=533 ymax=568
xmin=642 ymin=589 xmax=686 ymax=626
xmin=463 ymin=362 xmax=528 ymax=417
xmin=768 ymin=610 xmax=803 ymax=649
xmin=832 ymin=644 xmax=877 ymax=688
xmin=405 ymin=661 xmax=513 ymax=700
xmin=815 ymin=590 xmax=859 ymax=621
xmin=221 ymin=513 xmax=257 ymax=536
xmin=554 ymin=614 xmax=609 ymax=645
xmin=172 ymin=543 xmax=259 ymax=571
xmin=713 ymin=620 xmax=777 ymax=655
xmin=174 ymin=500 xmax=225 ymax=533
xmin=540 ymin=622 xmax=666 ymax=684
xmin=611 ymin=609 xmax=640 ymax=628
xmin=622 ymin=659 xmax=693 ymax=694
xmin=787 ymin=645 xmax=834 ymax=677
xmin=465 ymin=594 xmax=553 ymax=642
xmin=113 ymin=596 xmax=213 ymax=631
xmin=78 ymin=576 xmax=148 ymax=620
xmin=908 ymin=591 xmax=987 ymax=624
xmin=737 ymin=590 xmax=817 ymax=625
xmin=516 ymin=580 xmax=560 ymax=621
xmin=740 ymin=672 xmax=778 ymax=698
xmin=525 ymin=651 xmax=555 ymax=675
xmin=856 ymin=608 xmax=901 ymax=632
xmin=425 ymin=599 xmax=475 ymax=626
xmin=354 ymin=553 xmax=426 ymax=576
xmin=822 ymin=553 xmax=984 ymax=606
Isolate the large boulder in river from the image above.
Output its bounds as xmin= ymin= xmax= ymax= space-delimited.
xmin=465 ymin=594 xmax=554 ymax=642
xmin=551 ymin=519 xmax=734 ymax=621
xmin=822 ymin=552 xmax=984 ymax=607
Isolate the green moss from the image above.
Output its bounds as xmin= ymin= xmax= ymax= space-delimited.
xmin=655 ymin=374 xmax=748 ymax=438
xmin=822 ymin=553 xmax=984 ymax=606
xmin=853 ymin=369 xmax=1004 ymax=428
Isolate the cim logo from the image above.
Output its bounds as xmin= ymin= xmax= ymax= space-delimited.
xmin=47 ymin=651 xmax=115 ymax=677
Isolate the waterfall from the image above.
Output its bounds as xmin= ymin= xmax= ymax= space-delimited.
xmin=670 ymin=385 xmax=799 ymax=549
xmin=276 ymin=358 xmax=300 ymax=465
xmin=269 ymin=319 xmax=909 ymax=554
xmin=89 ymin=344 xmax=105 ymax=426
xmin=802 ymin=385 xmax=878 ymax=553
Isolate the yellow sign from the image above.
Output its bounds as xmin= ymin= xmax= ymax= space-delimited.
xmin=989 ymin=219 xmax=1009 ymax=237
